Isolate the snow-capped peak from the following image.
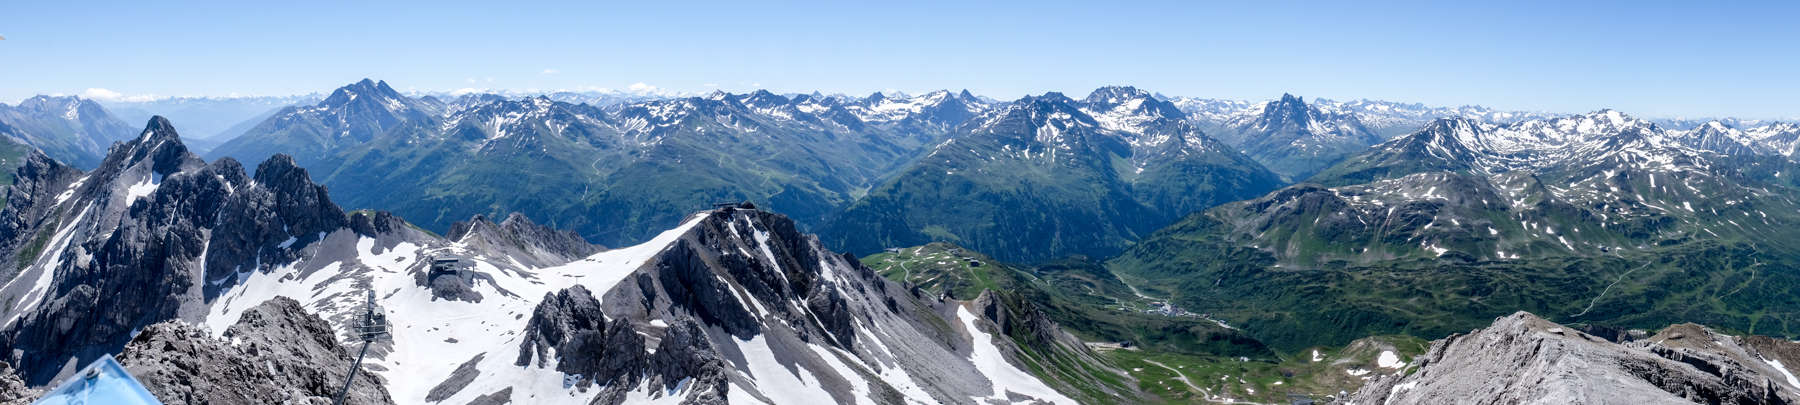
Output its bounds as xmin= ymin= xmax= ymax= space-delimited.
xmin=1372 ymin=110 xmax=1715 ymax=175
xmin=1079 ymin=86 xmax=1184 ymax=134
xmin=845 ymin=89 xmax=979 ymax=123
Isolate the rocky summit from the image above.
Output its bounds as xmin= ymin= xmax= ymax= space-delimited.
xmin=1348 ymin=311 xmax=1800 ymax=404
xmin=117 ymin=296 xmax=394 ymax=404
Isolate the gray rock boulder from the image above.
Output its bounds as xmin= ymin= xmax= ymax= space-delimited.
xmin=0 ymin=360 xmax=37 ymax=405
xmin=115 ymin=296 xmax=393 ymax=404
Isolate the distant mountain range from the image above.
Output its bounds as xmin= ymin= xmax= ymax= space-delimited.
xmin=822 ymin=87 xmax=1281 ymax=262
xmin=207 ymin=79 xmax=986 ymax=254
xmin=6 ymin=84 xmax=1796 ymax=266
xmin=1110 ymin=109 xmax=1800 ymax=349
xmin=101 ymin=94 xmax=322 ymax=142
xmin=0 ymin=96 xmax=135 ymax=168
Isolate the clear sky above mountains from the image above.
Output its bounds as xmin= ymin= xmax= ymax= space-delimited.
xmin=1 ymin=0 xmax=1795 ymax=118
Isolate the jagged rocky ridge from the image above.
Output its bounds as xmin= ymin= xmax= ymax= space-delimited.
xmin=116 ymin=296 xmax=394 ymax=404
xmin=393 ymin=207 xmax=1129 ymax=404
xmin=1347 ymin=311 xmax=1800 ymax=404
xmin=0 ymin=116 xmax=1122 ymax=403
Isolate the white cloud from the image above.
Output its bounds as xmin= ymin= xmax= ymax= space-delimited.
xmin=465 ymin=77 xmax=477 ymax=84
xmin=80 ymin=88 xmax=159 ymax=102
xmin=82 ymin=88 xmax=122 ymax=99
xmin=540 ymin=68 xmax=560 ymax=75
xmin=627 ymin=82 xmax=658 ymax=93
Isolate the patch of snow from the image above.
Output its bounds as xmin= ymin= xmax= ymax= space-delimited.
xmin=727 ymin=334 xmax=837 ymax=404
xmin=1765 ymin=357 xmax=1800 ymax=389
xmin=125 ymin=175 xmax=161 ymax=202
xmin=1377 ymin=351 xmax=1406 ymax=369
xmin=1391 ymin=380 xmax=1420 ymax=394
xmin=957 ymin=306 xmax=1074 ymax=404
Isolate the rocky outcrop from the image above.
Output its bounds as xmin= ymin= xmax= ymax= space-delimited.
xmin=204 ymin=153 xmax=349 ymax=294
xmin=1346 ymin=311 xmax=1800 ymax=404
xmin=512 ymin=284 xmax=728 ymax=404
xmin=0 ymin=117 xmax=369 ymax=386
xmin=0 ymin=150 xmax=83 ymax=282
xmin=640 ymin=321 xmax=729 ymax=404
xmin=447 ymin=212 xmax=599 ymax=268
xmin=515 ymin=285 xmax=646 ymax=389
xmin=0 ymin=361 xmax=37 ymax=405
xmin=115 ymin=297 xmax=393 ymax=404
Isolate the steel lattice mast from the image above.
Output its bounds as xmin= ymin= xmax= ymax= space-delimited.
xmin=335 ymin=289 xmax=387 ymax=405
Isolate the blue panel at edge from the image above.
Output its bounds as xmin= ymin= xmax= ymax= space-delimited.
xmin=30 ymin=354 xmax=163 ymax=405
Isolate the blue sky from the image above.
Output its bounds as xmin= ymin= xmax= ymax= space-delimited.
xmin=1 ymin=1 xmax=1795 ymax=118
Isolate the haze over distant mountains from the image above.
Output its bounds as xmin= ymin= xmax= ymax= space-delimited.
xmin=3 ymin=78 xmax=1800 ymax=403
xmin=8 ymin=80 xmax=1789 ymax=263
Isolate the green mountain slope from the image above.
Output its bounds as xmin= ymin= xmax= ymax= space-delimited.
xmin=825 ymin=87 xmax=1283 ymax=263
xmin=1111 ymin=112 xmax=1800 ymax=351
xmin=865 ymin=243 xmax=1435 ymax=403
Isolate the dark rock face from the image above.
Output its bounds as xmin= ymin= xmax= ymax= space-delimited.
xmin=251 ymin=154 xmax=347 ymax=237
xmin=465 ymin=387 xmax=513 ymax=405
xmin=515 ymin=285 xmax=645 ymax=389
xmin=115 ymin=297 xmax=393 ymax=404
xmin=972 ymin=290 xmax=1061 ymax=349
xmin=650 ymin=240 xmax=762 ymax=338
xmin=514 ymin=284 xmax=728 ymax=404
xmin=643 ymin=321 xmax=728 ymax=403
xmin=0 ymin=117 xmax=365 ymax=386
xmin=425 ymin=353 xmax=485 ymax=402
xmin=0 ymin=150 xmax=82 ymax=282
